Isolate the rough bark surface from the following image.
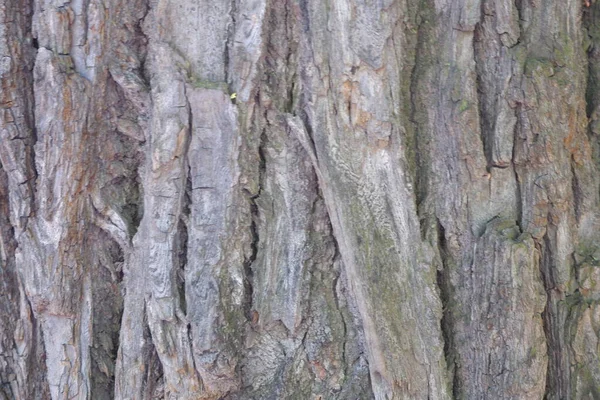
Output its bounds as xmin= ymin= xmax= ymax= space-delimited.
xmin=1 ymin=0 xmax=600 ymax=399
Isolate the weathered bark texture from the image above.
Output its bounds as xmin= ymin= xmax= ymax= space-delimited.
xmin=2 ymin=0 xmax=600 ymax=398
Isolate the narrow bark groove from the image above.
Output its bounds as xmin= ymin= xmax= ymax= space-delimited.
xmin=242 ymin=130 xmax=264 ymax=322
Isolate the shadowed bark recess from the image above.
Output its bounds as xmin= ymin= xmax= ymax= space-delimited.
xmin=2 ymin=0 xmax=600 ymax=399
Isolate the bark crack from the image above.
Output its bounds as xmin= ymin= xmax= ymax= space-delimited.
xmin=435 ymin=218 xmax=458 ymax=398
xmin=224 ymin=0 xmax=237 ymax=90
xmin=409 ymin=0 xmax=431 ymax=236
xmin=243 ymin=125 xmax=266 ymax=322
xmin=538 ymin=232 xmax=569 ymax=400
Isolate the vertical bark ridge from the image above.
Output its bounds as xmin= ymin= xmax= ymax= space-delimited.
xmin=225 ymin=2 xmax=374 ymax=398
xmin=0 ymin=4 xmax=44 ymax=394
xmin=412 ymin=0 xmax=551 ymax=398
xmin=292 ymin=1 xmax=451 ymax=398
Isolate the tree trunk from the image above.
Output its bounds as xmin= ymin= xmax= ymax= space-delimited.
xmin=1 ymin=0 xmax=600 ymax=398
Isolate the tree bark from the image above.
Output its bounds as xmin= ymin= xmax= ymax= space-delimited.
xmin=1 ymin=0 xmax=600 ymax=399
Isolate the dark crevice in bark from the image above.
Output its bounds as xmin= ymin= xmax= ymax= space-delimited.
xmin=286 ymin=79 xmax=296 ymax=115
xmin=0 ymin=161 xmax=17 ymax=400
xmin=332 ymin=269 xmax=349 ymax=380
xmin=0 ymin=161 xmax=15 ymax=263
xmin=243 ymin=126 xmax=265 ymax=322
xmin=112 ymin=240 xmax=125 ymax=288
xmin=514 ymin=0 xmax=525 ymax=28
xmin=473 ymin=22 xmax=494 ymax=172
xmin=123 ymin=177 xmax=144 ymax=238
xmin=410 ymin=0 xmax=439 ymax=247
xmin=0 ymin=381 xmax=14 ymax=398
xmin=136 ymin=2 xmax=152 ymax=95
xmin=584 ymin=3 xmax=600 ymax=178
xmin=434 ymin=218 xmax=458 ymax=398
xmin=24 ymin=0 xmax=39 ymax=224
xmin=585 ymin=34 xmax=596 ymax=122
xmin=541 ymin=294 xmax=575 ymax=400
xmin=143 ymin=316 xmax=165 ymax=399
xmin=570 ymin=158 xmax=582 ymax=222
xmin=297 ymin=109 xmax=319 ymax=164
xmin=176 ymin=169 xmax=192 ymax=318
xmin=89 ymin=230 xmax=125 ymax=398
xmin=538 ymin=233 xmax=570 ymax=400
xmin=24 ymin=291 xmax=50 ymax=399
xmin=26 ymin=152 xmax=38 ymax=228
xmin=176 ymin=218 xmax=189 ymax=317
xmin=408 ymin=3 xmax=428 ymax=217
xmin=225 ymin=0 xmax=237 ymax=90
xmin=328 ymin=227 xmax=349 ymax=386
xmin=283 ymin=0 xmax=297 ymax=115
xmin=170 ymin=100 xmax=193 ymax=322
xmin=242 ymin=207 xmax=257 ymax=321
xmin=512 ymin=105 xmax=524 ymax=232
